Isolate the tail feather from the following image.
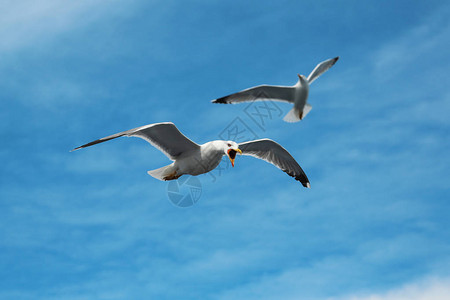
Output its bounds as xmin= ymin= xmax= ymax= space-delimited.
xmin=147 ymin=164 xmax=176 ymax=181
xmin=283 ymin=107 xmax=301 ymax=123
xmin=303 ymin=103 xmax=312 ymax=118
xmin=283 ymin=104 xmax=312 ymax=123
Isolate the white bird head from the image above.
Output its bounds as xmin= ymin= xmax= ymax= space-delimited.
xmin=223 ymin=141 xmax=242 ymax=167
xmin=297 ymin=74 xmax=307 ymax=85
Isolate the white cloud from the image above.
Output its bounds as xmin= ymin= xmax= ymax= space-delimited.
xmin=0 ymin=0 xmax=140 ymax=53
xmin=372 ymin=4 xmax=450 ymax=81
xmin=339 ymin=277 xmax=450 ymax=300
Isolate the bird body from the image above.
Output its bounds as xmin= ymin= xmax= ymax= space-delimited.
xmin=167 ymin=141 xmax=226 ymax=177
xmin=285 ymin=74 xmax=310 ymax=122
xmin=72 ymin=122 xmax=310 ymax=188
xmin=212 ymin=57 xmax=338 ymax=122
xmin=294 ymin=75 xmax=309 ymax=109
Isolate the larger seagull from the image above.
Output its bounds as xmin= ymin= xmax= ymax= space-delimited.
xmin=212 ymin=57 xmax=339 ymax=122
xmin=72 ymin=122 xmax=310 ymax=188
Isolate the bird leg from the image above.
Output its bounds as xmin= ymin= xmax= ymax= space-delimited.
xmin=163 ymin=171 xmax=181 ymax=181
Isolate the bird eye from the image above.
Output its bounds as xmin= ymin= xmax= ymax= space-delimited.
xmin=227 ymin=143 xmax=231 ymax=147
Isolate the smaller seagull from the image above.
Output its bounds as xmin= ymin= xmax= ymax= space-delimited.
xmin=71 ymin=122 xmax=310 ymax=188
xmin=212 ymin=57 xmax=339 ymax=122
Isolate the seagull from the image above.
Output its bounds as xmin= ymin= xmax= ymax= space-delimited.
xmin=212 ymin=56 xmax=339 ymax=122
xmin=71 ymin=122 xmax=310 ymax=188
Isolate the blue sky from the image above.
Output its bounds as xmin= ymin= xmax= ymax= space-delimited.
xmin=0 ymin=0 xmax=449 ymax=299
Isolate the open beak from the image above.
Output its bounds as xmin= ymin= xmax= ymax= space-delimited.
xmin=227 ymin=148 xmax=242 ymax=167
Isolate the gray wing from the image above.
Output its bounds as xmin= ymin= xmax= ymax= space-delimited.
xmin=212 ymin=85 xmax=295 ymax=104
xmin=71 ymin=122 xmax=200 ymax=160
xmin=307 ymin=56 xmax=339 ymax=84
xmin=238 ymin=139 xmax=310 ymax=188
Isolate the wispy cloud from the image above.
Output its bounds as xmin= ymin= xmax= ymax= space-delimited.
xmin=0 ymin=0 xmax=141 ymax=53
xmin=1 ymin=1 xmax=449 ymax=299
xmin=339 ymin=277 xmax=450 ymax=300
xmin=372 ymin=4 xmax=450 ymax=81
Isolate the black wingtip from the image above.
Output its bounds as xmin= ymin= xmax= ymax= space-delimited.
xmin=290 ymin=173 xmax=310 ymax=188
xmin=70 ymin=146 xmax=83 ymax=152
xmin=211 ymin=96 xmax=229 ymax=104
xmin=298 ymin=179 xmax=311 ymax=188
xmin=70 ymin=139 xmax=103 ymax=152
xmin=334 ymin=56 xmax=339 ymax=62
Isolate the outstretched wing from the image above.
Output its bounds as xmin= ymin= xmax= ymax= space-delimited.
xmin=238 ymin=139 xmax=310 ymax=188
xmin=307 ymin=56 xmax=339 ymax=84
xmin=212 ymin=85 xmax=295 ymax=104
xmin=71 ymin=122 xmax=199 ymax=160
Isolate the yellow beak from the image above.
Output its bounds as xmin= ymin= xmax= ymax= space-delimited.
xmin=227 ymin=148 xmax=242 ymax=167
